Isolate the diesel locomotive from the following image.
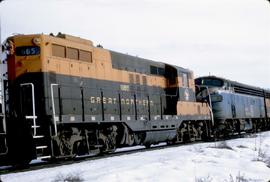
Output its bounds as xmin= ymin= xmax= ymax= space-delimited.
xmin=0 ymin=33 xmax=211 ymax=166
xmin=195 ymin=76 xmax=270 ymax=136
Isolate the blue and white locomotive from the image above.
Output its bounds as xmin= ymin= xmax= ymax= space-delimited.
xmin=195 ymin=76 xmax=270 ymax=135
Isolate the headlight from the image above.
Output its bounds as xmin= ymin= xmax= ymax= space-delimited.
xmin=211 ymin=94 xmax=223 ymax=102
xmin=32 ymin=37 xmax=41 ymax=45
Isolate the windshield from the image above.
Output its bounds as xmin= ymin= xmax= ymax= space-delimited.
xmin=195 ymin=78 xmax=224 ymax=87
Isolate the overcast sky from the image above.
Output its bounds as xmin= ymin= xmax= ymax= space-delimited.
xmin=0 ymin=0 xmax=269 ymax=88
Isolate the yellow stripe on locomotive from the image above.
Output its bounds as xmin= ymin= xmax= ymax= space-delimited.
xmin=6 ymin=33 xmax=210 ymax=119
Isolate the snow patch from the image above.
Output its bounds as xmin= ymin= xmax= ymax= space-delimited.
xmin=1 ymin=132 xmax=270 ymax=182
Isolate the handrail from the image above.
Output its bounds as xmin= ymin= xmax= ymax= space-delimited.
xmin=0 ymin=79 xmax=6 ymax=134
xmin=20 ymin=83 xmax=37 ymax=136
xmin=50 ymin=84 xmax=59 ymax=137
xmin=205 ymin=86 xmax=214 ymax=127
xmin=196 ymin=85 xmax=214 ymax=126
xmin=0 ymin=79 xmax=8 ymax=155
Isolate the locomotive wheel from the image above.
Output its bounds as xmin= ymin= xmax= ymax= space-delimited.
xmin=178 ymin=123 xmax=190 ymax=143
xmin=127 ymin=133 xmax=135 ymax=146
xmin=98 ymin=138 xmax=109 ymax=153
xmin=134 ymin=133 xmax=143 ymax=145
xmin=98 ymin=126 xmax=117 ymax=153
xmin=99 ymin=138 xmax=116 ymax=153
xmin=9 ymin=146 xmax=32 ymax=169
xmin=144 ymin=143 xmax=151 ymax=148
xmin=9 ymin=125 xmax=34 ymax=168
xmin=201 ymin=120 xmax=212 ymax=141
xmin=167 ymin=138 xmax=177 ymax=145
xmin=11 ymin=159 xmax=31 ymax=169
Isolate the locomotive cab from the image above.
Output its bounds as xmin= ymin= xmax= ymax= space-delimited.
xmin=195 ymin=76 xmax=224 ymax=103
xmin=1 ymin=35 xmax=46 ymax=165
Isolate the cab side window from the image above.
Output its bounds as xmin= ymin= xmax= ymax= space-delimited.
xmin=182 ymin=73 xmax=189 ymax=87
xmin=67 ymin=47 xmax=79 ymax=60
xmin=79 ymin=50 xmax=92 ymax=62
xmin=52 ymin=44 xmax=65 ymax=58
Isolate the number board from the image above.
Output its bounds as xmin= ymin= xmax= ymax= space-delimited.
xmin=15 ymin=46 xmax=40 ymax=56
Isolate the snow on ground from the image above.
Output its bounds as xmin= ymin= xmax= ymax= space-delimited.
xmin=1 ymin=132 xmax=270 ymax=182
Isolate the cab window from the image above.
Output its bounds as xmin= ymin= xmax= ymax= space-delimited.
xmin=196 ymin=78 xmax=224 ymax=87
xmin=52 ymin=44 xmax=65 ymax=58
xmin=182 ymin=73 xmax=188 ymax=87
xmin=67 ymin=47 xmax=79 ymax=60
xmin=79 ymin=50 xmax=92 ymax=62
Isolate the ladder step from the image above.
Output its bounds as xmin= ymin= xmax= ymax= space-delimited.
xmin=37 ymin=155 xmax=51 ymax=160
xmin=93 ymin=144 xmax=103 ymax=148
xmin=36 ymin=146 xmax=48 ymax=149
xmin=32 ymin=126 xmax=40 ymax=129
xmin=26 ymin=116 xmax=37 ymax=119
xmin=33 ymin=135 xmax=44 ymax=139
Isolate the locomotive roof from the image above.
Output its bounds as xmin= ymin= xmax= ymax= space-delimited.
xmin=109 ymin=50 xmax=192 ymax=75
xmin=197 ymin=75 xmax=270 ymax=97
xmin=53 ymin=33 xmax=193 ymax=74
xmin=7 ymin=33 xmax=192 ymax=75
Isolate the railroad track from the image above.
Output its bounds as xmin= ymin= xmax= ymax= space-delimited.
xmin=0 ymin=132 xmax=258 ymax=176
